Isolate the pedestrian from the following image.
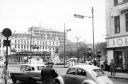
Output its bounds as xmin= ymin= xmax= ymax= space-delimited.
xmin=2 ymin=62 xmax=8 ymax=78
xmin=2 ymin=62 xmax=8 ymax=84
xmin=93 ymin=59 xmax=97 ymax=66
xmin=103 ymin=60 xmax=107 ymax=71
xmin=110 ymin=59 xmax=116 ymax=76
xmin=41 ymin=61 xmax=58 ymax=84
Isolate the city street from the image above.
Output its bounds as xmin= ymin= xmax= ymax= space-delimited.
xmin=0 ymin=65 xmax=128 ymax=84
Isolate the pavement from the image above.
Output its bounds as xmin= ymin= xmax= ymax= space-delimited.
xmin=105 ymin=71 xmax=128 ymax=80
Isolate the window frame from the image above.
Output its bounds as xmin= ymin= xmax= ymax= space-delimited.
xmin=67 ymin=68 xmax=76 ymax=75
xmin=77 ymin=68 xmax=87 ymax=76
xmin=125 ymin=13 xmax=128 ymax=32
xmin=114 ymin=16 xmax=120 ymax=34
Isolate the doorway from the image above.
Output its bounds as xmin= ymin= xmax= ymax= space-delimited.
xmin=114 ymin=50 xmax=123 ymax=69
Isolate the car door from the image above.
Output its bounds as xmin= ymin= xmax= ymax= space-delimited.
xmin=63 ymin=68 xmax=77 ymax=84
xmin=28 ymin=66 xmax=42 ymax=81
xmin=16 ymin=65 xmax=29 ymax=82
xmin=75 ymin=68 xmax=88 ymax=84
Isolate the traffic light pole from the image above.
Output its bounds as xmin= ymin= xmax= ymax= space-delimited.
xmin=5 ymin=37 xmax=8 ymax=84
xmin=64 ymin=23 xmax=66 ymax=68
xmin=92 ymin=7 xmax=95 ymax=59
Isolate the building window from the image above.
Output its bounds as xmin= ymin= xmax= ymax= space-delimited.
xmin=114 ymin=16 xmax=120 ymax=33
xmin=45 ymin=46 xmax=47 ymax=49
xmin=15 ymin=45 xmax=17 ymax=48
xmin=21 ymin=40 xmax=23 ymax=43
xmin=24 ymin=40 xmax=26 ymax=44
xmin=125 ymin=13 xmax=128 ymax=32
xmin=114 ymin=0 xmax=128 ymax=6
xmin=114 ymin=0 xmax=118 ymax=6
xmin=123 ymin=0 xmax=128 ymax=3
xmin=27 ymin=41 xmax=29 ymax=44
xmin=15 ymin=40 xmax=17 ymax=43
xmin=21 ymin=45 xmax=23 ymax=49
xmin=24 ymin=45 xmax=26 ymax=49
xmin=18 ymin=40 xmax=20 ymax=43
xmin=18 ymin=45 xmax=20 ymax=48
xmin=27 ymin=45 xmax=29 ymax=49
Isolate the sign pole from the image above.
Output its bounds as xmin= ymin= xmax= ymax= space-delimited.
xmin=5 ymin=37 xmax=8 ymax=84
xmin=2 ymin=28 xmax=12 ymax=84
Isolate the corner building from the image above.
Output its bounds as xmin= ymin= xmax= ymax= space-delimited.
xmin=106 ymin=0 xmax=128 ymax=71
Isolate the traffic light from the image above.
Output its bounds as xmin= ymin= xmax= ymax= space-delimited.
xmin=3 ymin=40 xmax=11 ymax=46
xmin=88 ymin=48 xmax=92 ymax=56
xmin=96 ymin=51 xmax=101 ymax=58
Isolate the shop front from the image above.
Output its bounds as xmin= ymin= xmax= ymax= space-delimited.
xmin=107 ymin=36 xmax=128 ymax=72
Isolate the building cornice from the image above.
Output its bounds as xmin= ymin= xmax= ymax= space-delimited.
xmin=106 ymin=34 xmax=128 ymax=39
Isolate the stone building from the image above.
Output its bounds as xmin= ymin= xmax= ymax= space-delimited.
xmin=106 ymin=0 xmax=128 ymax=71
xmin=0 ymin=26 xmax=63 ymax=63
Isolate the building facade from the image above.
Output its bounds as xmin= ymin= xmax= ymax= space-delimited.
xmin=0 ymin=27 xmax=62 ymax=63
xmin=28 ymin=26 xmax=64 ymax=46
xmin=106 ymin=0 xmax=128 ymax=71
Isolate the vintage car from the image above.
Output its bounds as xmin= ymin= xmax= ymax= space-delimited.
xmin=55 ymin=65 xmax=113 ymax=84
xmin=10 ymin=63 xmax=47 ymax=84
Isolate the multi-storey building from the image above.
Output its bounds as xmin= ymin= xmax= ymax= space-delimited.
xmin=28 ymin=26 xmax=64 ymax=46
xmin=0 ymin=26 xmax=62 ymax=63
xmin=106 ymin=0 xmax=128 ymax=71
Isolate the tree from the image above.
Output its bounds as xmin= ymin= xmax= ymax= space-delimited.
xmin=95 ymin=41 xmax=107 ymax=59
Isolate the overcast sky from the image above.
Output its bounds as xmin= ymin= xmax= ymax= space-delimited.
xmin=0 ymin=0 xmax=106 ymax=43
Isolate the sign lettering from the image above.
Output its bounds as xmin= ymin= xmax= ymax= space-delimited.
xmin=117 ymin=39 xmax=123 ymax=46
xmin=108 ymin=36 xmax=128 ymax=48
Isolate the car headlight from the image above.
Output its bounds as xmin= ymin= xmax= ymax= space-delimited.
xmin=83 ymin=80 xmax=97 ymax=84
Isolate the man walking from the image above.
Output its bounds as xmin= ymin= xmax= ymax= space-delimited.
xmin=110 ymin=59 xmax=116 ymax=76
xmin=41 ymin=61 xmax=58 ymax=84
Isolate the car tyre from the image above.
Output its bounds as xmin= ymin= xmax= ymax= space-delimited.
xmin=11 ymin=76 xmax=17 ymax=83
xmin=54 ymin=79 xmax=60 ymax=84
xmin=29 ymin=78 xmax=36 ymax=84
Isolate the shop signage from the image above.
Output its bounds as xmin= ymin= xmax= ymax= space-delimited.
xmin=108 ymin=36 xmax=128 ymax=48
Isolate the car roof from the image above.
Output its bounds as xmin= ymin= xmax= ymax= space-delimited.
xmin=70 ymin=65 xmax=100 ymax=72
xmin=21 ymin=63 xmax=46 ymax=67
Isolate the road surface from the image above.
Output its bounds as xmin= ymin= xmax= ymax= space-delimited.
xmin=0 ymin=64 xmax=128 ymax=84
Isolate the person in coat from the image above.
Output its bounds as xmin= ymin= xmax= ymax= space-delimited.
xmin=41 ymin=61 xmax=58 ymax=84
xmin=110 ymin=59 xmax=116 ymax=76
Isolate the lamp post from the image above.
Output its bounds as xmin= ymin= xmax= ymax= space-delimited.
xmin=74 ymin=7 xmax=95 ymax=59
xmin=75 ymin=37 xmax=80 ymax=63
xmin=64 ymin=23 xmax=71 ymax=68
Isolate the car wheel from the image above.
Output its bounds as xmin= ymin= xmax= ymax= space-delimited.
xmin=11 ymin=76 xmax=17 ymax=83
xmin=54 ymin=79 xmax=60 ymax=84
xmin=29 ymin=78 xmax=36 ymax=84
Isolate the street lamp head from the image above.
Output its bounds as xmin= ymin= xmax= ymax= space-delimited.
xmin=66 ymin=29 xmax=71 ymax=32
xmin=74 ymin=14 xmax=84 ymax=19
xmin=74 ymin=14 xmax=92 ymax=19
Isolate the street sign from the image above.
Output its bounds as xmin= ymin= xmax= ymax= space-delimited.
xmin=3 ymin=40 xmax=11 ymax=46
xmin=2 ymin=28 xmax=12 ymax=37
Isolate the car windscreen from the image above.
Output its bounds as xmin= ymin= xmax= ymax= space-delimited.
xmin=93 ymin=69 xmax=105 ymax=77
xmin=37 ymin=66 xmax=45 ymax=70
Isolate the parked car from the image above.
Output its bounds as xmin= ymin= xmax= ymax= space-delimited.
xmin=54 ymin=65 xmax=113 ymax=84
xmin=10 ymin=63 xmax=47 ymax=84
